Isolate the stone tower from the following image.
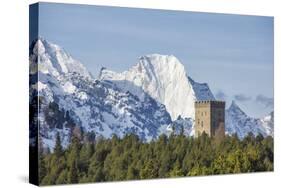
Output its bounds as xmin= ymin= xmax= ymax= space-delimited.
xmin=195 ymin=100 xmax=225 ymax=138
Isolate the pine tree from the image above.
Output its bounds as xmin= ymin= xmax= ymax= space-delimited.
xmin=140 ymin=159 xmax=159 ymax=179
xmin=127 ymin=165 xmax=138 ymax=180
xmin=67 ymin=135 xmax=81 ymax=183
xmin=78 ymin=143 xmax=94 ymax=172
xmin=54 ymin=133 xmax=63 ymax=157
xmin=67 ymin=162 xmax=78 ymax=184
xmin=169 ymin=160 xmax=184 ymax=177
xmin=56 ymin=169 xmax=68 ymax=184
xmin=38 ymin=137 xmax=47 ymax=184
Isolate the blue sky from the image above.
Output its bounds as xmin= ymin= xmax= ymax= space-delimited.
xmin=34 ymin=2 xmax=274 ymax=117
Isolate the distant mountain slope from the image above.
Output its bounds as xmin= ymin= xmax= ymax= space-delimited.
xmin=225 ymin=101 xmax=273 ymax=138
xmin=167 ymin=101 xmax=274 ymax=139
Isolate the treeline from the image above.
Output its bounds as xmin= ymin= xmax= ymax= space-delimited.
xmin=39 ymin=132 xmax=273 ymax=185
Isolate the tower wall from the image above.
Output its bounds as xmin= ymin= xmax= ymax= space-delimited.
xmin=195 ymin=101 xmax=225 ymax=138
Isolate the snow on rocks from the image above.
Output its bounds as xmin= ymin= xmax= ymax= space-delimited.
xmin=99 ymin=54 xmax=215 ymax=120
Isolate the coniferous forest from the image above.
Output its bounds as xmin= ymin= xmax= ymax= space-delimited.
xmin=37 ymin=132 xmax=273 ymax=185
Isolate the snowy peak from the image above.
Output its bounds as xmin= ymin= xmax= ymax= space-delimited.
xmin=99 ymin=54 xmax=215 ymax=120
xmin=229 ymin=100 xmax=238 ymax=108
xmin=31 ymin=37 xmax=46 ymax=55
xmin=188 ymin=77 xmax=215 ymax=100
xmin=227 ymin=100 xmax=247 ymax=118
xmin=137 ymin=54 xmax=186 ymax=74
xmin=30 ymin=38 xmax=91 ymax=78
xmin=228 ymin=100 xmax=244 ymax=112
xmin=225 ymin=101 xmax=273 ymax=138
xmin=136 ymin=54 xmax=188 ymax=86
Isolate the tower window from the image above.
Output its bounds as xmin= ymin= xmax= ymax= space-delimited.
xmin=201 ymin=121 xmax=203 ymax=128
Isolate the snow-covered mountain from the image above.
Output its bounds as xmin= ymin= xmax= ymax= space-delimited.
xmin=30 ymin=39 xmax=171 ymax=150
xmin=99 ymin=54 xmax=215 ymax=120
xmin=29 ymin=39 xmax=274 ymax=150
xmin=29 ymin=37 xmax=91 ymax=78
xmin=225 ymin=101 xmax=274 ymax=138
xmin=98 ymin=54 xmax=274 ymax=139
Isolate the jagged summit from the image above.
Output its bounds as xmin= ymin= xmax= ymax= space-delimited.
xmin=137 ymin=54 xmax=186 ymax=75
xmin=188 ymin=77 xmax=215 ymax=100
xmin=99 ymin=53 xmax=215 ymax=120
xmin=138 ymin=54 xmax=178 ymax=60
xmin=227 ymin=100 xmax=246 ymax=116
xmin=138 ymin=54 xmax=183 ymax=68
xmin=229 ymin=100 xmax=238 ymax=109
xmin=225 ymin=100 xmax=273 ymax=138
xmin=29 ymin=38 xmax=92 ymax=78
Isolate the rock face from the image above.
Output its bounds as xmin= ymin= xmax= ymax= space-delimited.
xmin=29 ymin=39 xmax=274 ymax=150
xmin=99 ymin=54 xmax=215 ymax=120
